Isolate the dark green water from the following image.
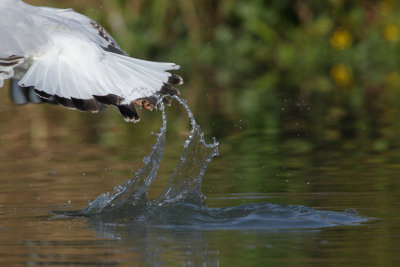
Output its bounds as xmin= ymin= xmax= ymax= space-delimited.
xmin=0 ymin=90 xmax=399 ymax=266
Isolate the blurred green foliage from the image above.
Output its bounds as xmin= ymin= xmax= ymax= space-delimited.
xmin=24 ymin=0 xmax=400 ymax=152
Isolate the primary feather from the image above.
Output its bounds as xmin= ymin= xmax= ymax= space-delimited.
xmin=0 ymin=0 xmax=183 ymax=122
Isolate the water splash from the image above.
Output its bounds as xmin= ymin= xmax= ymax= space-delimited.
xmin=82 ymin=96 xmax=219 ymax=216
xmin=55 ymin=96 xmax=369 ymax=229
xmin=154 ymin=97 xmax=218 ymax=206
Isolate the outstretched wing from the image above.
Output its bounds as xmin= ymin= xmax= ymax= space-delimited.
xmin=0 ymin=56 xmax=24 ymax=88
xmin=1 ymin=1 xmax=183 ymax=122
xmin=38 ymin=6 xmax=128 ymax=56
xmin=18 ymin=35 xmax=182 ymax=122
xmin=0 ymin=7 xmax=48 ymax=58
xmin=0 ymin=2 xmax=49 ymax=86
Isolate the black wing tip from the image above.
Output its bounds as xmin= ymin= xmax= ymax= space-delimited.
xmin=168 ymin=74 xmax=184 ymax=85
xmin=31 ymin=90 xmax=165 ymax=123
xmin=71 ymin=97 xmax=100 ymax=112
xmin=33 ymin=93 xmax=101 ymax=112
xmin=35 ymin=90 xmax=140 ymax=123
xmin=160 ymin=84 xmax=180 ymax=96
xmin=117 ymin=103 xmax=140 ymax=123
xmin=25 ymin=88 xmax=56 ymax=104
xmin=93 ymin=94 xmax=123 ymax=106
xmin=34 ymin=89 xmax=52 ymax=99
xmin=54 ymin=95 xmax=76 ymax=110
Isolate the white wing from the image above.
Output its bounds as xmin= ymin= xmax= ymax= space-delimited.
xmin=0 ymin=0 xmax=183 ymax=122
xmin=38 ymin=6 xmax=127 ymax=55
xmin=0 ymin=2 xmax=48 ymax=57
xmin=19 ymin=35 xmax=179 ymax=110
xmin=0 ymin=1 xmax=49 ymax=85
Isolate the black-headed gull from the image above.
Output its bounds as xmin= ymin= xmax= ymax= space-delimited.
xmin=0 ymin=0 xmax=183 ymax=122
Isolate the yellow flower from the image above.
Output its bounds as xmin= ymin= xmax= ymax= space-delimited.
xmin=331 ymin=63 xmax=352 ymax=87
xmin=384 ymin=24 xmax=399 ymax=42
xmin=330 ymin=29 xmax=353 ymax=50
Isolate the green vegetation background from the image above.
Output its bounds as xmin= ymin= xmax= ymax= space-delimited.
xmin=21 ymin=0 xmax=400 ymax=152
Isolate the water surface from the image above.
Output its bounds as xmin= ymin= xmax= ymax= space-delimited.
xmin=2 ymin=92 xmax=399 ymax=266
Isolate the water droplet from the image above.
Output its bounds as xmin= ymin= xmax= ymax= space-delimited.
xmin=142 ymin=156 xmax=150 ymax=164
xmin=184 ymin=139 xmax=191 ymax=148
xmin=84 ymin=95 xmax=219 ymax=214
xmin=344 ymin=208 xmax=359 ymax=216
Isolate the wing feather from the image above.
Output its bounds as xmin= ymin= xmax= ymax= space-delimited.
xmin=0 ymin=1 xmax=183 ymax=122
xmin=18 ymin=35 xmax=180 ymax=117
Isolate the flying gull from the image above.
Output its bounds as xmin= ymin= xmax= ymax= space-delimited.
xmin=0 ymin=0 xmax=183 ymax=122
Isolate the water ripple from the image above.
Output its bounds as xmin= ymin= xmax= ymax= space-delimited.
xmin=52 ymin=96 xmax=370 ymax=230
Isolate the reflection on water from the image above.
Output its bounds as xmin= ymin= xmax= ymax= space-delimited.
xmin=1 ymin=1 xmax=400 ymax=264
xmin=0 ymin=93 xmax=396 ymax=265
xmin=42 ymin=96 xmax=367 ymax=266
xmin=86 ymin=221 xmax=221 ymax=266
xmin=52 ymin=96 xmax=368 ymax=232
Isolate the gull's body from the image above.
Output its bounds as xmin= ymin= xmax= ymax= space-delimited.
xmin=0 ymin=0 xmax=182 ymax=122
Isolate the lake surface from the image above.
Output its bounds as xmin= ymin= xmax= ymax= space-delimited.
xmin=0 ymin=87 xmax=400 ymax=266
xmin=2 ymin=1 xmax=400 ymax=265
